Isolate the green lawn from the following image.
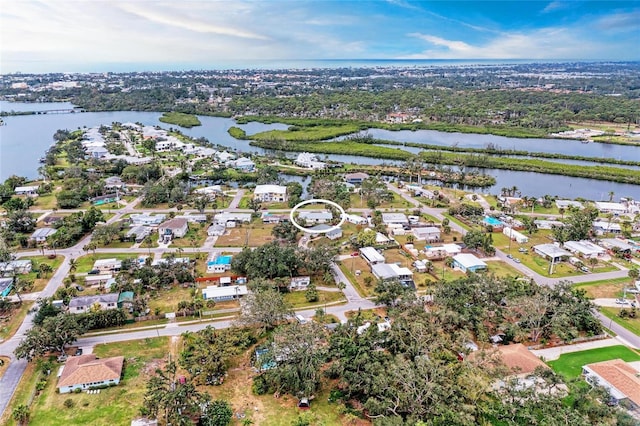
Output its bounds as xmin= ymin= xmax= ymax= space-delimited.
xmin=284 ymin=290 xmax=346 ymax=309
xmin=485 ymin=260 xmax=524 ymax=278
xmin=548 ymin=345 xmax=640 ymax=379
xmin=574 ymin=277 xmax=631 ymax=299
xmin=170 ymin=225 xmax=208 ymax=248
xmin=599 ymin=307 xmax=640 ymax=336
xmin=25 ymin=337 xmax=170 ymax=426
xmin=0 ymin=302 xmax=33 ymax=341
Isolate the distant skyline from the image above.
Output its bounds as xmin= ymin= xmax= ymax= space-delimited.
xmin=1 ymin=1 xmax=639 ymax=73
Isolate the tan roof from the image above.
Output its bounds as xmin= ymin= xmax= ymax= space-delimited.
xmin=159 ymin=218 xmax=188 ymax=230
xmin=586 ymin=359 xmax=640 ymax=406
xmin=57 ymin=354 xmax=124 ymax=388
xmin=496 ymin=344 xmax=548 ymax=376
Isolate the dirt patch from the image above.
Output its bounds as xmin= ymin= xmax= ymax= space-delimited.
xmin=142 ymin=358 xmax=166 ymax=376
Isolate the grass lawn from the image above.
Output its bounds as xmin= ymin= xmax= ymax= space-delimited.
xmin=24 ymin=337 xmax=170 ymax=426
xmin=338 ymin=258 xmax=376 ymax=297
xmin=349 ymin=192 xmax=413 ymax=210
xmin=215 ymin=224 xmax=276 ymax=247
xmin=599 ymin=307 xmax=640 ymax=336
xmin=574 ymin=277 xmax=631 ymax=299
xmin=237 ymin=193 xmax=254 ymax=209
xmin=548 ymin=345 xmax=640 ymax=379
xmin=0 ymin=302 xmax=34 ymax=341
xmin=284 ymin=290 xmax=345 ymax=309
xmin=148 ymin=286 xmax=194 ymax=315
xmin=24 ymin=255 xmax=64 ymax=291
xmin=170 ymin=225 xmax=208 ymax=248
xmin=74 ymin=253 xmax=138 ymax=273
xmin=442 ymin=214 xmax=472 ymax=231
xmin=97 ymin=240 xmax=134 ymax=249
xmin=31 ymin=194 xmax=58 ymax=210
xmin=485 ymin=260 xmax=524 ymax=278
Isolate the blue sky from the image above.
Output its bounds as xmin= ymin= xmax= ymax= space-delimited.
xmin=1 ymin=1 xmax=638 ymax=73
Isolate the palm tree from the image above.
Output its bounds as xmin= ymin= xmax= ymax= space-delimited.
xmin=39 ymin=263 xmax=53 ymax=278
xmin=608 ymin=191 xmax=615 ymax=202
xmin=68 ymin=258 xmax=78 ymax=274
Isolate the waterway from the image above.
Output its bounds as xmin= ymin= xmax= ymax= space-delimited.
xmin=0 ymin=104 xmax=638 ymax=200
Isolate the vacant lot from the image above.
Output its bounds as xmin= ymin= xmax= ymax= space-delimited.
xmin=215 ymin=225 xmax=276 ymax=247
xmin=574 ymin=277 xmax=630 ymax=299
xmin=599 ymin=307 xmax=640 ymax=336
xmin=74 ymin=253 xmax=137 ymax=273
xmin=0 ymin=302 xmax=34 ymax=341
xmin=548 ymin=345 xmax=640 ymax=379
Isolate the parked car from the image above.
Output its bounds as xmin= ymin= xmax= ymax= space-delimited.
xmin=74 ymin=348 xmax=83 ymax=356
xmin=87 ymin=269 xmax=100 ymax=275
xmin=580 ymin=266 xmax=590 ymax=273
xmin=615 ymin=299 xmax=630 ymax=305
xmin=506 ymin=254 xmax=513 ymax=259
xmin=75 ymin=285 xmax=84 ymax=292
xmin=514 ymin=258 xmax=521 ymax=264
xmin=518 ymin=248 xmax=528 ymax=253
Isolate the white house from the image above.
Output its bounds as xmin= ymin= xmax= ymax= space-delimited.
xmin=555 ymin=200 xmax=583 ymax=210
xmin=345 ymin=214 xmax=367 ymax=225
xmin=533 ymin=244 xmax=571 ymax=262
xmin=68 ymin=293 xmax=120 ymax=314
xmin=202 ymin=285 xmax=248 ymax=302
xmin=57 ymin=354 xmax=124 ymax=394
xmin=295 ymin=152 xmax=326 ymax=169
xmin=0 ymin=259 xmax=32 ymax=275
xmin=452 ymin=254 xmax=487 ymax=273
xmin=592 ymin=220 xmax=622 ymax=235
xmin=298 ymin=210 xmax=332 ymax=224
xmin=254 ymin=185 xmax=287 ymax=202
xmin=30 ymin=227 xmax=57 ymax=243
xmin=371 ymin=263 xmax=414 ymax=287
xmin=93 ymin=258 xmax=122 ymax=273
xmin=582 ymin=359 xmax=640 ymax=409
xmin=158 ymin=218 xmax=189 ymax=243
xmin=229 ymin=157 xmax=255 ymax=172
xmin=534 ymin=220 xmax=564 ymax=230
xmin=344 ymin=172 xmax=369 ymax=185
xmin=213 ymin=212 xmax=251 ymax=226
xmin=289 ymin=276 xmax=311 ymax=291
xmin=326 ymin=228 xmax=343 ymax=240
xmin=126 ymin=226 xmax=152 ymax=243
xmin=84 ymin=274 xmax=114 ymax=287
xmin=424 ymin=243 xmax=462 ymax=260
xmin=207 ymin=224 xmax=226 ymax=236
xmin=600 ymin=238 xmax=633 ymax=253
xmin=412 ymin=226 xmax=441 ymax=242
xmin=194 ymin=185 xmax=222 ymax=199
xmin=594 ymin=201 xmax=627 ymax=214
xmin=14 ymin=185 xmax=39 ymax=196
xmin=503 ymin=227 xmax=529 ymax=244
xmin=382 ymin=213 xmax=408 ymax=225
xmin=130 ymin=213 xmax=166 ymax=227
xmin=360 ymin=247 xmax=385 ymax=265
xmin=563 ymin=240 xmax=606 ymax=259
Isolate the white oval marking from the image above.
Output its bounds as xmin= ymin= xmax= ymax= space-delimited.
xmin=289 ymin=198 xmax=346 ymax=234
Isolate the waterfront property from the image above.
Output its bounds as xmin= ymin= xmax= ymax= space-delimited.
xmin=57 ymin=354 xmax=124 ymax=394
xmin=555 ymin=200 xmax=583 ymax=210
xmin=254 ymin=184 xmax=287 ymax=202
xmin=295 ymin=152 xmax=326 ymax=169
xmin=344 ymin=172 xmax=369 ymax=185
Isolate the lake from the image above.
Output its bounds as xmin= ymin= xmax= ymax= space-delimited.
xmin=0 ymin=106 xmax=638 ymax=200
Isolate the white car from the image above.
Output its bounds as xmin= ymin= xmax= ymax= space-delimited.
xmin=615 ymin=299 xmax=630 ymax=305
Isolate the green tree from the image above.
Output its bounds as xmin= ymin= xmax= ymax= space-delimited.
xmin=15 ymin=313 xmax=87 ymax=361
xmin=201 ymin=400 xmax=233 ymax=426
xmin=235 ymin=288 xmax=292 ymax=331
xmin=12 ymin=404 xmax=30 ymax=426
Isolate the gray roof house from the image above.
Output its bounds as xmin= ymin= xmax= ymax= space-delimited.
xmin=68 ymin=293 xmax=120 ymax=314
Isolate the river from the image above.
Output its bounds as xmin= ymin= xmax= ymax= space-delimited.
xmin=0 ymin=102 xmax=638 ymax=200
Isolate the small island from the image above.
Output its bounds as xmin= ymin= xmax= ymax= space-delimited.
xmin=159 ymin=112 xmax=201 ymax=128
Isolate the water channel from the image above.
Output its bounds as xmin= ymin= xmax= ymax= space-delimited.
xmin=1 ymin=102 xmax=638 ymax=200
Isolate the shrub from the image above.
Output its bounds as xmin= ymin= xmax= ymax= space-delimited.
xmin=252 ymin=375 xmax=271 ymax=395
xmin=74 ymin=388 xmax=82 ymax=394
xmin=64 ymin=398 xmax=75 ymax=409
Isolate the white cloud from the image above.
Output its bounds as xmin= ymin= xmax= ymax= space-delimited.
xmin=594 ymin=11 xmax=640 ymax=32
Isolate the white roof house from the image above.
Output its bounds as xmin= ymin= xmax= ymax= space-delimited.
xmin=533 ymin=244 xmax=571 ymax=262
xmin=371 ymin=263 xmax=413 ymax=282
xmin=213 ymin=212 xmax=252 ymax=226
xmin=30 ymin=227 xmax=57 ymax=242
xmin=0 ymin=259 xmax=32 ymax=275
xmin=254 ymin=185 xmax=287 ymax=202
xmin=93 ymin=258 xmax=122 ymax=272
xmin=360 ymin=247 xmax=385 ymax=265
xmin=452 ymin=254 xmax=487 ymax=273
xmin=15 ymin=185 xmax=39 ymax=196
xmin=534 ymin=220 xmax=564 ymax=230
xmin=345 ymin=214 xmax=368 ymax=225
xmin=298 ymin=210 xmax=332 ymax=224
xmin=130 ymin=213 xmax=166 ymax=226
xmin=295 ymin=152 xmax=326 ymax=169
xmin=594 ymin=201 xmax=627 ymax=214
xmin=412 ymin=227 xmax=441 ymax=242
xmin=194 ymin=185 xmax=222 ymax=197
xmin=202 ymin=285 xmax=248 ymax=302
xmin=382 ymin=213 xmax=408 ymax=225
xmin=600 ymin=238 xmax=633 ymax=252
xmin=503 ymin=227 xmax=529 ymax=244
xmin=563 ymin=241 xmax=606 ymax=258
xmin=555 ymin=200 xmax=583 ymax=210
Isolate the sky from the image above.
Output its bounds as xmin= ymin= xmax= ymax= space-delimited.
xmin=1 ymin=0 xmax=639 ymax=73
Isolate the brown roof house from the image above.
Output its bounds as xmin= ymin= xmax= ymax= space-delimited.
xmin=158 ymin=218 xmax=189 ymax=243
xmin=57 ymin=354 xmax=124 ymax=393
xmin=583 ymin=359 xmax=640 ymax=409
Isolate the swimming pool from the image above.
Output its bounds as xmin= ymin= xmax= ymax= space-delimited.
xmin=483 ymin=216 xmax=504 ymax=226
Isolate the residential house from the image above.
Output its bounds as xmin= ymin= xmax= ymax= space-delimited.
xmin=254 ymin=185 xmax=287 ymax=203
xmin=289 ymin=276 xmax=311 ymax=291
xmin=381 ymin=213 xmax=409 ymax=225
xmin=84 ymin=275 xmax=114 ymax=287
xmin=298 ymin=210 xmax=332 ymax=224
xmin=104 ymin=176 xmax=125 ymax=190
xmin=91 ymin=194 xmax=119 ymax=206
xmin=57 ymin=354 xmax=124 ymax=394
xmin=261 ymin=212 xmax=287 ymax=224
xmin=326 ymin=228 xmax=343 ymax=240
xmin=345 ymin=214 xmax=367 ymax=225
xmin=87 ymin=146 xmax=108 ymax=158
xmin=0 ymin=259 xmax=32 ymax=275
xmin=600 ymin=238 xmax=633 ymax=254
xmin=344 ymin=172 xmax=369 ymax=185
xmin=126 ymin=225 xmax=152 ymax=243
xmin=30 ymin=227 xmax=57 ymax=243
xmin=533 ymin=244 xmax=571 ymax=262
xmin=452 ymin=254 xmax=487 ymax=273
xmin=424 ymin=244 xmax=462 ymax=260
xmin=129 ymin=213 xmax=166 ymax=227
xmin=0 ymin=278 xmax=13 ymax=297
xmin=230 ymin=157 xmax=255 ymax=172
xmin=151 ymin=257 xmax=191 ymax=267
xmin=555 ymin=200 xmax=583 ymax=210
xmin=371 ymin=263 xmax=415 ymax=288
xmin=206 ymin=253 xmax=232 ymax=273
xmin=215 ymin=151 xmax=236 ymax=163
xmin=207 ymin=224 xmax=226 ymax=236
xmin=14 ymin=185 xmax=39 ymax=196
xmin=176 ymin=214 xmax=207 ymax=224
xmin=295 ymin=152 xmax=326 ymax=169
xmin=534 ymin=219 xmax=564 ymax=230
xmin=583 ymin=359 xmax=640 ymax=409
xmin=213 ymin=212 xmax=251 ymax=227
xmin=93 ymin=258 xmax=122 ymax=273
xmin=563 ymin=240 xmax=606 ymax=259
xmin=158 ymin=218 xmax=189 ymax=243
xmin=68 ymin=293 xmax=120 ymax=314
xmin=412 ymin=226 xmax=441 ymax=242
xmin=360 ymin=247 xmax=385 ymax=265
xmin=503 ymin=227 xmax=529 ymax=244
xmin=594 ymin=201 xmax=628 ymax=215
xmin=593 ymin=220 xmax=622 ymax=235
xmin=42 ymin=215 xmax=63 ymax=226
xmin=202 ymin=285 xmax=248 ymax=302
xmin=194 ymin=185 xmax=222 ymax=199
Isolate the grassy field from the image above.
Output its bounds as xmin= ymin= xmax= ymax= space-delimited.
xmin=170 ymin=225 xmax=208 ymax=248
xmin=215 ymin=224 xmax=276 ymax=247
xmin=599 ymin=307 xmax=640 ymax=336
xmin=338 ymin=257 xmax=376 ymax=297
xmin=249 ymin=123 xmax=362 ymax=141
xmin=284 ymin=290 xmax=345 ymax=309
xmin=159 ymin=112 xmax=201 ymax=128
xmin=0 ymin=302 xmax=34 ymax=341
xmin=25 ymin=255 xmax=64 ymax=292
xmin=348 ymin=192 xmax=413 ymax=210
xmin=148 ymin=286 xmax=194 ymax=315
xmin=23 ymin=337 xmax=171 ymax=426
xmin=574 ymin=277 xmax=630 ymax=299
xmin=548 ymin=345 xmax=640 ymax=379
xmin=485 ymin=260 xmax=524 ymax=278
